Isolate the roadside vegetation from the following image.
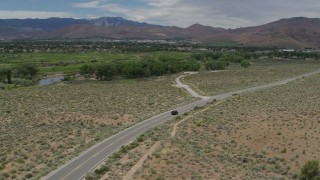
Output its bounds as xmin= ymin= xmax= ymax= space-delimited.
xmin=95 ymin=73 xmax=320 ymax=179
xmin=183 ymin=59 xmax=320 ymax=96
xmin=2 ymin=40 xmax=320 ymax=180
xmin=0 ymin=77 xmax=195 ymax=179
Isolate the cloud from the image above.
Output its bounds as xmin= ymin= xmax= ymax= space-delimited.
xmin=72 ymin=0 xmax=101 ymax=8
xmin=72 ymin=0 xmax=320 ymax=28
xmin=145 ymin=0 xmax=179 ymax=7
xmin=71 ymin=0 xmax=257 ymax=27
xmin=0 ymin=10 xmax=74 ymax=19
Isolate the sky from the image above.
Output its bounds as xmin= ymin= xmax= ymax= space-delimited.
xmin=1 ymin=0 xmax=320 ymax=28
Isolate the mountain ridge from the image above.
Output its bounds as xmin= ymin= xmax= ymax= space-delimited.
xmin=0 ymin=17 xmax=162 ymax=31
xmin=1 ymin=16 xmax=320 ymax=47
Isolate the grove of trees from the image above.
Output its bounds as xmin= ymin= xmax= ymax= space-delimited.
xmin=80 ymin=56 xmax=201 ymax=80
xmin=192 ymin=52 xmax=251 ymax=70
xmin=0 ymin=64 xmax=39 ymax=86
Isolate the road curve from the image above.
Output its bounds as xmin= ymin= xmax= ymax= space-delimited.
xmin=175 ymin=74 xmax=210 ymax=99
xmin=43 ymin=69 xmax=320 ymax=180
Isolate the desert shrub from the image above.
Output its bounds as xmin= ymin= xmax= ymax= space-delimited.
xmin=127 ymin=142 xmax=139 ymax=150
xmin=0 ymin=163 xmax=5 ymax=170
xmin=16 ymin=158 xmax=25 ymax=164
xmin=281 ymin=148 xmax=287 ymax=153
xmin=137 ymin=135 xmax=145 ymax=143
xmin=299 ymin=160 xmax=320 ymax=180
xmin=120 ymin=146 xmax=128 ymax=154
xmin=111 ymin=152 xmax=121 ymax=160
xmin=10 ymin=169 xmax=16 ymax=174
xmin=85 ymin=173 xmax=97 ymax=180
xmin=11 ymin=174 xmax=17 ymax=179
xmin=95 ymin=165 xmax=110 ymax=175
xmin=1 ymin=173 xmax=9 ymax=178
xmin=25 ymin=173 xmax=33 ymax=178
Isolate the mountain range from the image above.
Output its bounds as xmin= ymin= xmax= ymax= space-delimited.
xmin=0 ymin=16 xmax=320 ymax=48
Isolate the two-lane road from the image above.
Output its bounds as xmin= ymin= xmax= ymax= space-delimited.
xmin=44 ymin=69 xmax=320 ymax=180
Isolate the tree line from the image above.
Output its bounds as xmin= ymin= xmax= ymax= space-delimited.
xmin=192 ymin=52 xmax=251 ymax=70
xmin=0 ymin=64 xmax=39 ymax=86
xmin=0 ymin=41 xmax=279 ymax=54
xmin=268 ymin=51 xmax=320 ymax=59
xmin=80 ymin=56 xmax=201 ymax=80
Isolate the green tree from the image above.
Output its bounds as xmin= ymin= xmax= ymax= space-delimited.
xmin=232 ymin=54 xmax=245 ymax=63
xmin=0 ymin=68 xmax=7 ymax=83
xmin=15 ymin=64 xmax=39 ymax=79
xmin=80 ymin=64 xmax=95 ymax=75
xmin=95 ymin=63 xmax=116 ymax=80
xmin=0 ymin=68 xmax=12 ymax=84
xmin=166 ymin=61 xmax=181 ymax=74
xmin=122 ymin=61 xmax=145 ymax=78
xmin=241 ymin=60 xmax=251 ymax=68
xmin=7 ymin=69 xmax=12 ymax=84
xmin=150 ymin=61 xmax=166 ymax=76
xmin=191 ymin=53 xmax=203 ymax=61
xmin=181 ymin=60 xmax=201 ymax=71
xmin=299 ymin=160 xmax=320 ymax=180
xmin=205 ymin=61 xmax=227 ymax=71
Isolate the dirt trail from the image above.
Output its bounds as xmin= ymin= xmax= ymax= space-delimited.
xmin=171 ymin=100 xmax=226 ymax=138
xmin=121 ymin=141 xmax=161 ymax=180
xmin=175 ymin=74 xmax=210 ymax=99
xmin=121 ymin=100 xmax=227 ymax=180
xmin=47 ymin=69 xmax=320 ymax=180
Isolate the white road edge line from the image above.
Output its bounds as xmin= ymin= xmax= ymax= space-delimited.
xmin=43 ymin=69 xmax=320 ymax=180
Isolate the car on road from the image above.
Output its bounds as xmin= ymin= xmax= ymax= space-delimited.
xmin=171 ymin=110 xmax=178 ymax=115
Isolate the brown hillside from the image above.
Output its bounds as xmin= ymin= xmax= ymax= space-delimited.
xmin=208 ymin=17 xmax=320 ymax=47
xmin=3 ymin=17 xmax=320 ymax=47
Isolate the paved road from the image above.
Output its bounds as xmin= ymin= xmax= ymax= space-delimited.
xmin=43 ymin=69 xmax=320 ymax=180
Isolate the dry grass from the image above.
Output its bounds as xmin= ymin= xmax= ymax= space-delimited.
xmin=100 ymin=72 xmax=320 ymax=180
xmin=183 ymin=59 xmax=320 ymax=96
xmin=86 ymin=123 xmax=171 ymax=180
xmin=0 ymin=76 xmax=195 ymax=179
xmin=131 ymin=74 xmax=320 ymax=179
